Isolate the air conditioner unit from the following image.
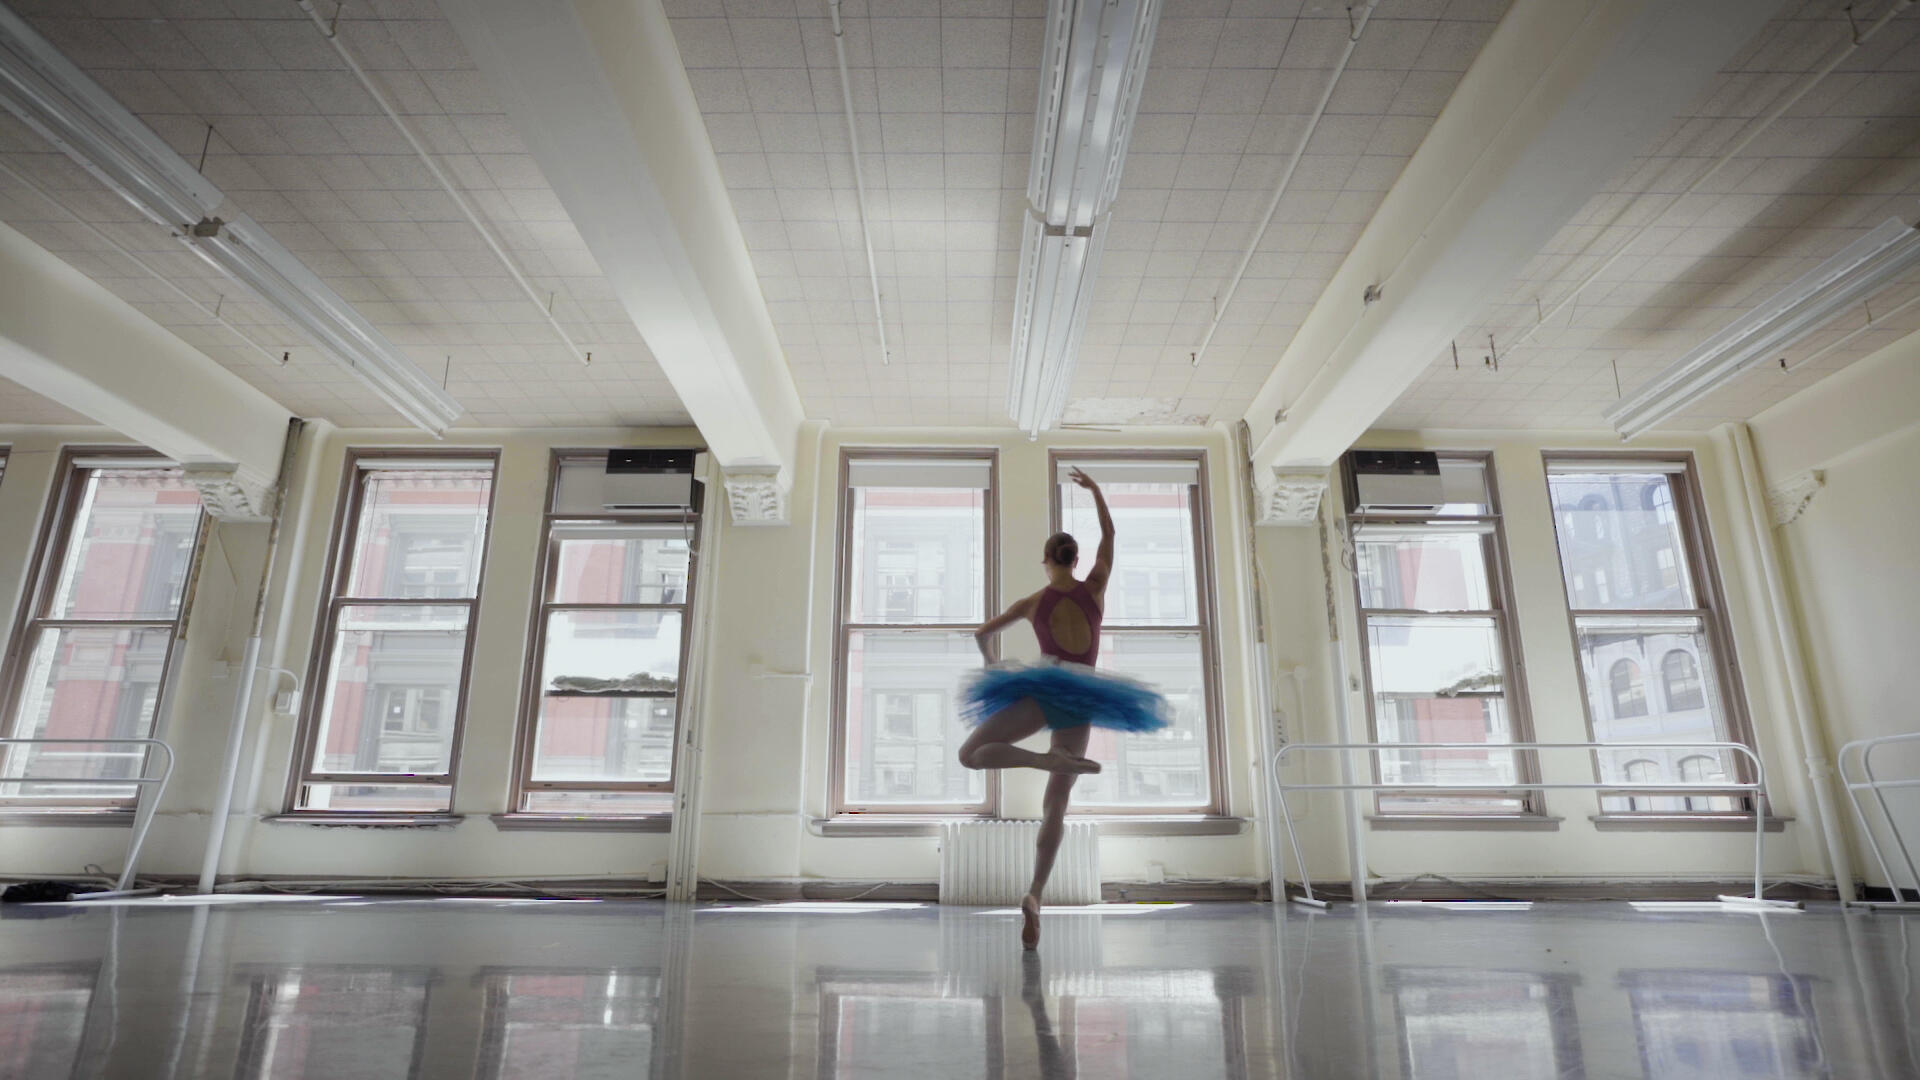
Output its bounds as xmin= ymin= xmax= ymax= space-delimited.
xmin=1349 ymin=450 xmax=1444 ymax=513
xmin=601 ymin=449 xmax=702 ymax=511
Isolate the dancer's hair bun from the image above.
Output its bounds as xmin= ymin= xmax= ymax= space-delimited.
xmin=1044 ymin=532 xmax=1078 ymax=566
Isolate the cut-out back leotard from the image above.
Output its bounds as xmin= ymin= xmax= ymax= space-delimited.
xmin=1030 ymin=582 xmax=1103 ymax=666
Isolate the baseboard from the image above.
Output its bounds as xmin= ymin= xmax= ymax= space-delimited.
xmin=1292 ymin=878 xmax=1840 ymax=902
xmin=44 ymin=874 xmax=1272 ymax=903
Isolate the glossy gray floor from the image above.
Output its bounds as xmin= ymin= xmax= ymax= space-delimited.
xmin=1 ymin=896 xmax=1915 ymax=1079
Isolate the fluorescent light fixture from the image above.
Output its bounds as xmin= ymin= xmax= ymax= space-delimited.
xmin=1008 ymin=0 xmax=1160 ymax=437
xmin=1606 ymin=217 xmax=1920 ymax=438
xmin=0 ymin=7 xmax=463 ymax=434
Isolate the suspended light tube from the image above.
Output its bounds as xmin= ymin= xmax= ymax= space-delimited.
xmin=0 ymin=6 xmax=463 ymax=434
xmin=1008 ymin=0 xmax=1160 ymax=437
xmin=1606 ymin=217 xmax=1920 ymax=438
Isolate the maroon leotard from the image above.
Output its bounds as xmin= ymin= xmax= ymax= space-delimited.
xmin=1030 ymin=581 xmax=1103 ymax=666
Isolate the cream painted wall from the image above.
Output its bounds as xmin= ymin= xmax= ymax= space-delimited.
xmin=0 ymin=413 xmax=1841 ymax=891
xmin=1749 ymin=334 xmax=1920 ymax=891
xmin=1258 ymin=428 xmax=1831 ymax=890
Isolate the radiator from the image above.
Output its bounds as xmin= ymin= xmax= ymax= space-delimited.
xmin=938 ymin=820 xmax=1099 ymax=905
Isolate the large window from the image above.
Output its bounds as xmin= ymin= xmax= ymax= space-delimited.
xmin=291 ymin=455 xmax=496 ymax=814
xmin=1546 ymin=456 xmax=1749 ymax=815
xmin=833 ymin=452 xmax=995 ymax=813
xmin=1341 ymin=453 xmax=1533 ymax=816
xmin=0 ymin=453 xmax=203 ymax=808
xmin=1051 ymin=454 xmax=1222 ymax=812
xmin=513 ymin=453 xmax=698 ymax=817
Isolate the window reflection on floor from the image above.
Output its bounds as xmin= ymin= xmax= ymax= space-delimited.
xmin=232 ymin=967 xmax=431 ymax=1079
xmin=816 ymin=966 xmax=1249 ymax=1080
xmin=818 ymin=976 xmax=999 ymax=1080
xmin=1623 ymin=972 xmax=1825 ymax=1079
xmin=1385 ymin=968 xmax=1582 ymax=1080
xmin=0 ymin=965 xmax=95 ymax=1079
xmin=478 ymin=970 xmax=660 ymax=1080
xmin=1063 ymin=971 xmax=1241 ymax=1080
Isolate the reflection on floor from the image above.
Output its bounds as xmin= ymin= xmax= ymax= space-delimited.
xmin=0 ymin=897 xmax=1914 ymax=1078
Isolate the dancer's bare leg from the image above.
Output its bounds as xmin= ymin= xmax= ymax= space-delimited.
xmin=1023 ymin=725 xmax=1092 ymax=949
xmin=959 ymin=700 xmax=1100 ymax=773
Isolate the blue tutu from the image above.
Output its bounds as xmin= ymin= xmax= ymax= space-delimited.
xmin=959 ymin=661 xmax=1173 ymax=732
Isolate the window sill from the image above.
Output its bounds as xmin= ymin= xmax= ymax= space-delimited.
xmin=1368 ymin=815 xmax=1563 ymax=832
xmin=490 ymin=813 xmax=671 ymax=833
xmin=262 ymin=813 xmax=464 ymax=828
xmin=1588 ymin=814 xmax=1790 ymax=833
xmin=0 ymin=810 xmax=134 ymax=827
xmin=810 ymin=815 xmax=1246 ymax=838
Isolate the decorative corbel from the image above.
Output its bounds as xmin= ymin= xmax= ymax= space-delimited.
xmin=722 ymin=465 xmax=790 ymax=526
xmin=1255 ymin=469 xmax=1330 ymax=526
xmin=1766 ymin=469 xmax=1824 ymax=527
xmin=180 ymin=462 xmax=274 ymax=522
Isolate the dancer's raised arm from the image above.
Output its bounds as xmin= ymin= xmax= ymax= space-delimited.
xmin=974 ymin=593 xmax=1037 ymax=663
xmin=1068 ymin=467 xmax=1115 ymax=593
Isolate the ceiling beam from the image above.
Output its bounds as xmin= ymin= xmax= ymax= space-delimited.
xmin=0 ymin=220 xmax=292 ymax=518
xmin=440 ymin=0 xmax=806 ymax=524
xmin=1243 ymin=0 xmax=1787 ymax=503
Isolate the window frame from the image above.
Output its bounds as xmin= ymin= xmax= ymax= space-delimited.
xmin=830 ymin=447 xmax=1000 ymax=817
xmin=506 ymin=450 xmax=702 ymax=819
xmin=1543 ymin=450 xmax=1758 ymax=816
xmin=285 ymin=448 xmax=501 ymax=816
xmin=1047 ymin=448 xmax=1228 ymax=816
xmin=1339 ymin=450 xmax=1543 ymax=818
xmin=0 ymin=447 xmax=206 ymax=812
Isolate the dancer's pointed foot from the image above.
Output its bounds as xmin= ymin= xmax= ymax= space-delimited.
xmin=1021 ymin=894 xmax=1042 ymax=950
xmin=1040 ymin=749 xmax=1101 ymax=774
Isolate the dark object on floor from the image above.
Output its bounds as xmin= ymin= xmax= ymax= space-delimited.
xmin=2 ymin=880 xmax=88 ymax=903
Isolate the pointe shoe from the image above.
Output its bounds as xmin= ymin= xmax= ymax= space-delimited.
xmin=1021 ymin=894 xmax=1042 ymax=950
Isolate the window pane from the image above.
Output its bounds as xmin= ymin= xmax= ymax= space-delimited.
xmin=1364 ymin=615 xmax=1518 ymax=812
xmin=520 ymin=790 xmax=673 ymax=815
xmin=310 ymin=605 xmax=470 ymax=777
xmin=2 ymin=626 xmax=170 ymax=800
xmin=1354 ymin=531 xmax=1491 ymax=611
xmin=541 ymin=610 xmax=682 ymax=693
xmin=48 ymin=469 xmax=202 ymax=619
xmin=1074 ymin=633 xmax=1209 ymax=808
xmin=1435 ymin=459 xmax=1493 ymax=516
xmin=843 ymin=631 xmax=982 ymax=806
xmin=1373 ymin=696 xmax=1523 ymax=814
xmin=1547 ymin=470 xmax=1696 ymax=610
xmin=1366 ymin=615 xmax=1505 ymax=697
xmin=549 ymin=528 xmax=690 ymax=605
xmin=298 ymin=782 xmax=452 ymax=813
xmin=1575 ymin=616 xmax=1740 ymax=812
xmin=344 ymin=469 xmax=493 ymax=600
xmin=531 ymin=698 xmax=675 ymax=784
xmin=847 ymin=487 xmax=985 ymax=624
xmin=1060 ymin=480 xmax=1198 ymax=626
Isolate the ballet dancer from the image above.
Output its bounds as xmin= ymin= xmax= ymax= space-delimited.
xmin=957 ymin=467 xmax=1172 ymax=949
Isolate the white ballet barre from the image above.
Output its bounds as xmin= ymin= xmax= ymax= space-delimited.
xmin=1837 ymin=733 xmax=1920 ymax=911
xmin=1269 ymin=740 xmax=1796 ymax=911
xmin=0 ymin=737 xmax=176 ymax=895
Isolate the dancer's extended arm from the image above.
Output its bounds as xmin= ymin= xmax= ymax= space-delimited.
xmin=1069 ymin=467 xmax=1115 ymax=592
xmin=974 ymin=593 xmax=1037 ymax=663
